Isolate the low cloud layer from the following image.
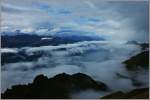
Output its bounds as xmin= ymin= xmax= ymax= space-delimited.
xmin=2 ymin=41 xmax=148 ymax=97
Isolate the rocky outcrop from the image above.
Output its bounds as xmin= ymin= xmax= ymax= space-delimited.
xmin=101 ymin=88 xmax=149 ymax=99
xmin=1 ymin=73 xmax=107 ymax=99
xmin=123 ymin=51 xmax=149 ymax=70
xmin=123 ymin=50 xmax=149 ymax=86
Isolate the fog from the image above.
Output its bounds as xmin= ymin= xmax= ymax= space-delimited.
xmin=2 ymin=41 xmax=148 ymax=98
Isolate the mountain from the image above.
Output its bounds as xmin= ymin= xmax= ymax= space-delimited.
xmin=2 ymin=32 xmax=105 ymax=48
xmin=126 ymin=41 xmax=139 ymax=45
xmin=123 ymin=50 xmax=149 ymax=70
xmin=125 ymin=41 xmax=149 ymax=70
xmin=2 ymin=73 xmax=149 ymax=99
xmin=1 ymin=73 xmax=107 ymax=99
xmin=101 ymin=88 xmax=149 ymax=99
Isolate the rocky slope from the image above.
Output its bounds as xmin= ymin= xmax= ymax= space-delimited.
xmin=101 ymin=88 xmax=149 ymax=99
xmin=1 ymin=73 xmax=107 ymax=99
xmin=123 ymin=50 xmax=149 ymax=70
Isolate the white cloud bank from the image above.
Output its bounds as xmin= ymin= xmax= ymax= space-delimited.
xmin=2 ymin=41 xmax=148 ymax=97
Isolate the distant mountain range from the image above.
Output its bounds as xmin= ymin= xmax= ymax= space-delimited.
xmin=2 ymin=31 xmax=105 ymax=48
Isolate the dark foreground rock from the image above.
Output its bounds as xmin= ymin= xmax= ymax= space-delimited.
xmin=101 ymin=87 xmax=149 ymax=99
xmin=1 ymin=73 xmax=107 ymax=99
xmin=123 ymin=51 xmax=149 ymax=70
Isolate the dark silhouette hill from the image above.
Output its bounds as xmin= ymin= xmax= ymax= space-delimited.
xmin=123 ymin=51 xmax=149 ymax=70
xmin=1 ymin=73 xmax=107 ymax=99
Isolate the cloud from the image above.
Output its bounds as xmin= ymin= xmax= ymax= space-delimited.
xmin=71 ymin=89 xmax=110 ymax=99
xmin=1 ymin=3 xmax=33 ymax=13
xmin=1 ymin=1 xmax=149 ymax=97
xmin=84 ymin=1 xmax=97 ymax=9
xmin=2 ymin=41 xmax=145 ymax=94
xmin=1 ymin=48 xmax=18 ymax=53
xmin=1 ymin=0 xmax=148 ymax=42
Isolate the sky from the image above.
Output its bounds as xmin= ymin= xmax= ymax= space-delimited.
xmin=1 ymin=0 xmax=149 ymax=42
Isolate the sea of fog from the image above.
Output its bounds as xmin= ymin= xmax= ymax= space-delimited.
xmin=1 ymin=41 xmax=149 ymax=98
